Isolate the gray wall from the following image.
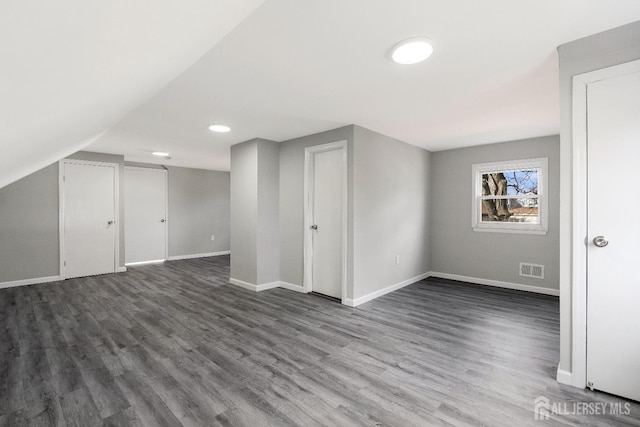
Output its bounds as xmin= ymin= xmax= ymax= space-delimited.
xmin=0 ymin=151 xmax=230 ymax=284
xmin=256 ymin=140 xmax=280 ymax=285
xmin=230 ymin=140 xmax=258 ymax=284
xmin=430 ymin=135 xmax=560 ymax=290
xmin=0 ymin=151 xmax=127 ymax=282
xmin=0 ymin=163 xmax=59 ymax=282
xmin=278 ymin=126 xmax=355 ymax=294
xmin=230 ymin=138 xmax=280 ymax=285
xmin=167 ymin=166 xmax=230 ymax=257
xmin=352 ymin=126 xmax=431 ymax=300
xmin=277 ymin=124 xmax=431 ymax=300
xmin=557 ymin=21 xmax=640 ymax=376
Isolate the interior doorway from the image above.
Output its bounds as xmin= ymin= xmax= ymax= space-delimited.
xmin=124 ymin=166 xmax=168 ymax=264
xmin=303 ymin=140 xmax=347 ymax=302
xmin=573 ymin=59 xmax=640 ymax=401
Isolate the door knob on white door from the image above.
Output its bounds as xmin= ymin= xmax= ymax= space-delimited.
xmin=160 ymin=219 xmax=166 ymax=223
xmin=311 ymin=224 xmax=318 ymax=230
xmin=593 ymin=236 xmax=608 ymax=247
xmin=107 ymin=220 xmax=114 ymax=225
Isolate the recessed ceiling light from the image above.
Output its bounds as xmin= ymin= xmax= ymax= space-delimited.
xmin=209 ymin=124 xmax=231 ymax=133
xmin=391 ymin=37 xmax=434 ymax=65
xmin=152 ymin=151 xmax=169 ymax=157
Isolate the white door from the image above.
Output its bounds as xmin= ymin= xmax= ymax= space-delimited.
xmin=62 ymin=161 xmax=117 ymax=279
xmin=586 ymin=67 xmax=640 ymax=402
xmin=307 ymin=145 xmax=345 ymax=299
xmin=124 ymin=167 xmax=167 ymax=264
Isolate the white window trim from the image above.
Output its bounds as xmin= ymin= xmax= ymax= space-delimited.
xmin=472 ymin=157 xmax=548 ymax=235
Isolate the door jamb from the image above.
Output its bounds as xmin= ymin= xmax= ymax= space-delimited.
xmin=571 ymin=59 xmax=640 ymax=388
xmin=59 ymin=159 xmax=120 ymax=279
xmin=303 ymin=140 xmax=348 ymax=304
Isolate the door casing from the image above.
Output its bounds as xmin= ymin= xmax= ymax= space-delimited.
xmin=303 ymin=140 xmax=348 ymax=303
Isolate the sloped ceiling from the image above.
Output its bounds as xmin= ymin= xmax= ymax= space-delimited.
xmin=0 ymin=0 xmax=265 ymax=188
xmin=5 ymin=1 xmax=640 ymax=180
xmin=88 ymin=0 xmax=640 ymax=171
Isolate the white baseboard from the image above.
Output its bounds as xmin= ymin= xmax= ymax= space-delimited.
xmin=229 ymin=279 xmax=305 ymax=294
xmin=228 ymin=278 xmax=280 ymax=292
xmin=428 ymin=271 xmax=560 ymax=296
xmin=556 ymin=366 xmax=573 ymax=385
xmin=344 ymin=272 xmax=430 ymax=307
xmin=256 ymin=281 xmax=280 ymax=291
xmin=278 ymin=281 xmax=306 ymax=293
xmin=167 ymin=251 xmax=230 ymax=261
xmin=0 ymin=275 xmax=61 ymax=290
xmin=229 ymin=278 xmax=257 ymax=291
xmin=117 ymin=266 xmax=127 ymax=273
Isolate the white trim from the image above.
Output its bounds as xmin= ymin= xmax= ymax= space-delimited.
xmin=0 ymin=276 xmax=61 ymax=290
xmin=303 ymin=140 xmax=349 ymax=304
xmin=471 ymin=157 xmax=548 ymax=235
xmin=556 ymin=366 xmax=573 ymax=386
xmin=228 ymin=278 xmax=280 ymax=292
xmin=59 ymin=164 xmax=65 ymax=277
xmin=472 ymin=227 xmax=547 ymax=235
xmin=428 ymin=272 xmax=560 ymax=296
xmin=229 ymin=278 xmax=256 ymax=291
xmin=278 ymin=281 xmax=306 ymax=293
xmin=570 ymin=59 xmax=640 ymax=390
xmin=59 ymin=159 xmax=120 ymax=280
xmin=256 ymin=281 xmax=281 ymax=291
xmin=572 ymin=71 xmax=589 ymax=389
xmin=125 ymin=260 xmax=165 ymax=266
xmin=344 ymin=272 xmax=430 ymax=307
xmin=167 ymin=251 xmax=230 ymax=261
xmin=117 ymin=267 xmax=128 ymax=272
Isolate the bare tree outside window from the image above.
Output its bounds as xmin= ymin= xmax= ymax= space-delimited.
xmin=481 ymin=170 xmax=539 ymax=223
xmin=472 ymin=158 xmax=547 ymax=234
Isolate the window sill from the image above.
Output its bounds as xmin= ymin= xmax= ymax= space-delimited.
xmin=472 ymin=226 xmax=548 ymax=235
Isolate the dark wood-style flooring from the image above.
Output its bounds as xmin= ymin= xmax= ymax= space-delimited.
xmin=1 ymin=255 xmax=638 ymax=426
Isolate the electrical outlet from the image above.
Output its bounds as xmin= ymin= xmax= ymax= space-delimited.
xmin=395 ymin=255 xmax=400 ymax=265
xmin=210 ymin=235 xmax=215 ymax=241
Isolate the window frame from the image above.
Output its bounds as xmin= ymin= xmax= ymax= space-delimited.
xmin=471 ymin=157 xmax=548 ymax=235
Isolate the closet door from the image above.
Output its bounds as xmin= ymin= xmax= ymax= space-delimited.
xmin=124 ymin=167 xmax=168 ymax=264
xmin=586 ymin=65 xmax=640 ymax=402
xmin=61 ymin=160 xmax=118 ymax=278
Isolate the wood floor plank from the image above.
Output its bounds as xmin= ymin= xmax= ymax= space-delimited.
xmin=1 ymin=255 xmax=639 ymax=426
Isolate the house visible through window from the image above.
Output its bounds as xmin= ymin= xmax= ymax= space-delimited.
xmin=472 ymin=158 xmax=548 ymax=234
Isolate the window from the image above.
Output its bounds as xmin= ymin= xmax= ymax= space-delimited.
xmin=472 ymin=157 xmax=548 ymax=234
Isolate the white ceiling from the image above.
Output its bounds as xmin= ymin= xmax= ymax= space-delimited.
xmin=4 ymin=1 xmax=640 ymax=183
xmin=88 ymin=0 xmax=640 ymax=171
xmin=0 ymin=0 xmax=265 ymax=188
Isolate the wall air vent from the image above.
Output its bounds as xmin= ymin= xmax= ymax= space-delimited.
xmin=520 ymin=262 xmax=544 ymax=279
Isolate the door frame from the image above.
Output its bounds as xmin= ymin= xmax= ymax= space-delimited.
xmin=303 ymin=140 xmax=348 ymax=303
xmin=124 ymin=166 xmax=169 ymax=264
xmin=571 ymin=59 xmax=640 ymax=388
xmin=59 ymin=159 xmax=120 ymax=279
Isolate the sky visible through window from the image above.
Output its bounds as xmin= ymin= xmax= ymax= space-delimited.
xmin=481 ymin=169 xmax=540 ymax=222
xmin=502 ymin=170 xmax=538 ymax=196
xmin=474 ymin=158 xmax=547 ymax=233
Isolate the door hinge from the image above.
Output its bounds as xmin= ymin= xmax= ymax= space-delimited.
xmin=63 ymin=176 xmax=66 ymax=182
xmin=64 ymin=261 xmax=66 ymax=266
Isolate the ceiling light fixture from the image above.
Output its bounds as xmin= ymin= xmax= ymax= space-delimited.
xmin=391 ymin=37 xmax=434 ymax=65
xmin=152 ymin=151 xmax=169 ymax=156
xmin=209 ymin=123 xmax=231 ymax=133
